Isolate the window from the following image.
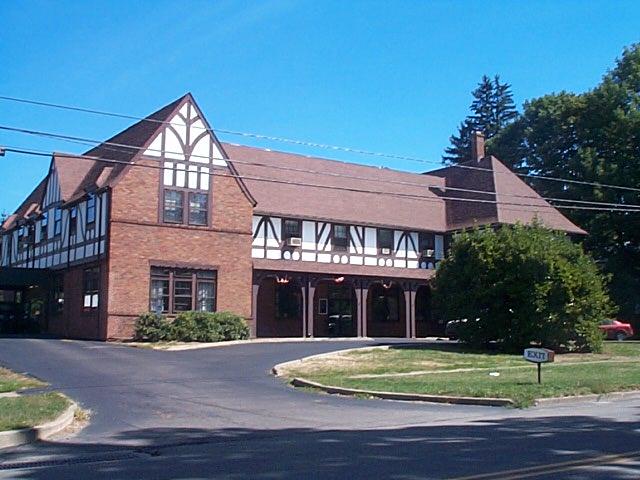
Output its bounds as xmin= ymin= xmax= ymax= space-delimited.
xmin=53 ymin=208 xmax=62 ymax=237
xmin=163 ymin=190 xmax=184 ymax=224
xmin=69 ymin=207 xmax=78 ymax=236
xmin=332 ymin=224 xmax=349 ymax=251
xmin=419 ymin=232 xmax=435 ymax=256
xmin=378 ymin=229 xmax=394 ymax=253
xmin=149 ymin=267 xmax=216 ymax=314
xmin=188 ymin=192 xmax=208 ymax=226
xmin=86 ymin=194 xmax=96 ymax=226
xmin=283 ymin=219 xmax=301 ymax=240
xmin=40 ymin=212 xmax=48 ymax=241
xmin=83 ymin=267 xmax=99 ymax=310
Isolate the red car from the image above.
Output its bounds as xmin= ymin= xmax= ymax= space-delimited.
xmin=599 ymin=319 xmax=634 ymax=341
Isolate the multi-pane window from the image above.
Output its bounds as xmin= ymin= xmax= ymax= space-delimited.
xmin=69 ymin=207 xmax=78 ymax=236
xmin=332 ymin=224 xmax=348 ymax=251
xmin=53 ymin=208 xmax=62 ymax=237
xmin=163 ymin=190 xmax=184 ymax=223
xmin=83 ymin=267 xmax=100 ymax=310
xmin=149 ymin=267 xmax=216 ymax=314
xmin=86 ymin=194 xmax=96 ymax=226
xmin=188 ymin=193 xmax=208 ymax=226
xmin=283 ymin=219 xmax=301 ymax=240
xmin=377 ymin=229 xmax=394 ymax=253
xmin=40 ymin=212 xmax=48 ymax=241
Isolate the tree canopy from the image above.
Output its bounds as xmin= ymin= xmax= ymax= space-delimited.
xmin=433 ymin=224 xmax=612 ymax=353
xmin=489 ymin=43 xmax=640 ymax=320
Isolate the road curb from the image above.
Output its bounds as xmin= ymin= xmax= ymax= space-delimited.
xmin=289 ymin=377 xmax=515 ymax=407
xmin=0 ymin=401 xmax=77 ymax=449
xmin=534 ymin=390 xmax=640 ymax=406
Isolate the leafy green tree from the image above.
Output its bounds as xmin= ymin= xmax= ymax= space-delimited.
xmin=433 ymin=223 xmax=612 ymax=353
xmin=444 ymin=75 xmax=518 ymax=163
xmin=489 ymin=43 xmax=640 ymax=321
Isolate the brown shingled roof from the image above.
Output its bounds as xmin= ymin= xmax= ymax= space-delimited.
xmin=225 ymin=143 xmax=448 ymax=232
xmin=2 ymin=177 xmax=46 ymax=230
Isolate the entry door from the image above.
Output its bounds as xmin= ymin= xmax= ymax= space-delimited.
xmin=327 ymin=287 xmax=355 ymax=337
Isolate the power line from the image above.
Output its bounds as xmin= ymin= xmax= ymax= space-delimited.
xmin=2 ymin=124 xmax=640 ymax=212
xmin=1 ymin=94 xmax=640 ymax=194
xmin=3 ymin=146 xmax=640 ymax=215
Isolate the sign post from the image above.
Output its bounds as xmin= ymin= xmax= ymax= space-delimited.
xmin=523 ymin=348 xmax=555 ymax=384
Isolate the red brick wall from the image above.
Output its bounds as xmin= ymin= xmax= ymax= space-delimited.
xmin=48 ymin=260 xmax=108 ymax=340
xmin=106 ymin=159 xmax=254 ymax=339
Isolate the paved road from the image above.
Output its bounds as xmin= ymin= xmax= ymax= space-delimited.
xmin=0 ymin=338 xmax=639 ymax=479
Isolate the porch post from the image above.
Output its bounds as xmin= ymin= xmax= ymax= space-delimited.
xmin=356 ymin=280 xmax=363 ymax=337
xmin=404 ymin=284 xmax=411 ymax=339
xmin=410 ymin=284 xmax=417 ymax=339
xmin=307 ymin=279 xmax=315 ymax=338
xmin=251 ymin=281 xmax=259 ymax=338
xmin=361 ymin=282 xmax=368 ymax=338
xmin=301 ymin=278 xmax=307 ymax=338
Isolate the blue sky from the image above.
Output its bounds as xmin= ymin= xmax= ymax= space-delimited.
xmin=1 ymin=0 xmax=639 ymax=213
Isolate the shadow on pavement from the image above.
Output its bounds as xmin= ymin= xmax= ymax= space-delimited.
xmin=2 ymin=415 xmax=640 ymax=479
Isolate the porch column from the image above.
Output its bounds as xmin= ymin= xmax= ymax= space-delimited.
xmin=356 ymin=281 xmax=363 ymax=337
xmin=301 ymin=281 xmax=307 ymax=338
xmin=361 ymin=285 xmax=368 ymax=338
xmin=404 ymin=286 xmax=411 ymax=339
xmin=307 ymin=280 xmax=315 ymax=338
xmin=251 ymin=282 xmax=259 ymax=338
xmin=410 ymin=284 xmax=417 ymax=339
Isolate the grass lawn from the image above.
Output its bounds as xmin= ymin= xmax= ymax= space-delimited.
xmin=0 ymin=393 xmax=71 ymax=431
xmin=281 ymin=342 xmax=640 ymax=407
xmin=0 ymin=367 xmax=44 ymax=393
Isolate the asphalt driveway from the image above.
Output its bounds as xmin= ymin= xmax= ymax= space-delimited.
xmin=0 ymin=338 xmax=639 ymax=479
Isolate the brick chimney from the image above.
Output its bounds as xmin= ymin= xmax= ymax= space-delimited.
xmin=471 ymin=131 xmax=485 ymax=162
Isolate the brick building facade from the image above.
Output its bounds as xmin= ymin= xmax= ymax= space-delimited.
xmin=0 ymin=94 xmax=585 ymax=340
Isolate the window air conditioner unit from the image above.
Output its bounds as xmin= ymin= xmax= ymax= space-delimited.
xmin=422 ymin=249 xmax=435 ymax=257
xmin=381 ymin=247 xmax=391 ymax=255
xmin=286 ymin=237 xmax=302 ymax=247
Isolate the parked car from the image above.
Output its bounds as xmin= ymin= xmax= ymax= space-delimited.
xmin=599 ymin=319 xmax=634 ymax=341
xmin=445 ymin=319 xmax=465 ymax=340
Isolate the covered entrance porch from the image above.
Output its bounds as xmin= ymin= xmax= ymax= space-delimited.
xmin=252 ymin=264 xmax=435 ymax=339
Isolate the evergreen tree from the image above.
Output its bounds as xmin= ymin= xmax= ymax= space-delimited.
xmin=443 ymin=74 xmax=518 ymax=164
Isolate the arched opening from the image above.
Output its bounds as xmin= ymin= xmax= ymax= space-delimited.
xmin=256 ymin=277 xmax=303 ymax=337
xmin=313 ymin=279 xmax=357 ymax=337
xmin=367 ymin=282 xmax=406 ymax=337
xmin=415 ymin=285 xmax=443 ymax=337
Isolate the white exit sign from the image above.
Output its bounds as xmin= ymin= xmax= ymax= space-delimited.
xmin=523 ymin=348 xmax=555 ymax=363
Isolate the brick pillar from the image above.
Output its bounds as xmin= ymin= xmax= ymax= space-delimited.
xmin=356 ymin=281 xmax=363 ymax=337
xmin=410 ymin=285 xmax=417 ymax=338
xmin=301 ymin=281 xmax=307 ymax=338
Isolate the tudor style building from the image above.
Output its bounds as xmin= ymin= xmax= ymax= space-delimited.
xmin=0 ymin=94 xmax=585 ymax=340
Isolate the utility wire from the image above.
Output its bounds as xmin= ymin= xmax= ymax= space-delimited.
xmin=2 ymin=124 xmax=639 ymax=211
xmin=3 ymin=146 xmax=640 ymax=214
xmin=1 ymin=94 xmax=639 ymax=194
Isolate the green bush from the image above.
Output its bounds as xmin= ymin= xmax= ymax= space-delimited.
xmin=433 ymin=222 xmax=613 ymax=353
xmin=134 ymin=313 xmax=172 ymax=342
xmin=134 ymin=311 xmax=249 ymax=343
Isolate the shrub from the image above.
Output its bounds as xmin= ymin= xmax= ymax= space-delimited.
xmin=433 ymin=222 xmax=613 ymax=353
xmin=134 ymin=311 xmax=249 ymax=343
xmin=134 ymin=313 xmax=172 ymax=342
